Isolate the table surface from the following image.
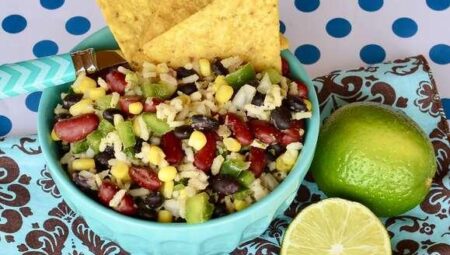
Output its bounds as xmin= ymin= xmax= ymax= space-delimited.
xmin=0 ymin=0 xmax=449 ymax=136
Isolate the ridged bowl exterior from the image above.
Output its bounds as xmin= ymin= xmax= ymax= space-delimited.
xmin=37 ymin=27 xmax=320 ymax=255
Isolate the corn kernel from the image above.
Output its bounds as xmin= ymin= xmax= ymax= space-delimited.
xmin=111 ymin=161 xmax=130 ymax=182
xmin=177 ymin=95 xmax=191 ymax=105
xmin=223 ymin=137 xmax=241 ymax=152
xmin=129 ymin=102 xmax=143 ymax=115
xmin=158 ymin=166 xmax=177 ymax=182
xmin=213 ymin=75 xmax=228 ymax=91
xmin=69 ymin=99 xmax=94 ymax=116
xmin=234 ymin=199 xmax=248 ymax=211
xmin=149 ymin=145 xmax=165 ymax=166
xmin=72 ymin=158 xmax=96 ymax=171
xmin=73 ymin=74 xmax=97 ymax=94
xmin=275 ymin=150 xmax=299 ymax=172
xmin=162 ymin=181 xmax=174 ymax=198
xmin=199 ymin=59 xmax=212 ymax=76
xmin=188 ymin=131 xmax=207 ymax=150
xmin=51 ymin=129 xmax=60 ymax=141
xmin=86 ymin=87 xmax=106 ymax=101
xmin=215 ymin=84 xmax=234 ymax=104
xmin=304 ymin=99 xmax=312 ymax=111
xmin=158 ymin=210 xmax=173 ymax=223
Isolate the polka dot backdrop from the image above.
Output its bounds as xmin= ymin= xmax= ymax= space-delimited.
xmin=0 ymin=0 xmax=449 ymax=136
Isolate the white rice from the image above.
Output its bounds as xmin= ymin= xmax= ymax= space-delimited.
xmin=181 ymin=74 xmax=199 ymax=84
xmin=211 ymin=155 xmax=225 ymax=176
xmin=129 ymin=188 xmax=151 ymax=197
xmin=109 ymin=189 xmax=126 ymax=208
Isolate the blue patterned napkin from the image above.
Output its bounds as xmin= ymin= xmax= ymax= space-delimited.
xmin=0 ymin=56 xmax=449 ymax=255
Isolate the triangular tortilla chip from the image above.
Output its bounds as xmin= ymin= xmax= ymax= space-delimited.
xmin=143 ymin=0 xmax=281 ymax=71
xmin=96 ymin=0 xmax=212 ymax=69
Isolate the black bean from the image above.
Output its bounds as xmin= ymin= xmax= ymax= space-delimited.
xmin=54 ymin=113 xmax=72 ymax=122
xmin=285 ymin=96 xmax=307 ymax=112
xmin=103 ymin=108 xmax=123 ymax=124
xmin=140 ymin=192 xmax=164 ymax=209
xmin=213 ymin=203 xmax=228 ymax=218
xmin=136 ymin=195 xmax=159 ymax=220
xmin=211 ymin=175 xmax=240 ymax=195
xmin=177 ymin=83 xmax=198 ymax=95
xmin=94 ymin=150 xmax=114 ymax=170
xmin=176 ymin=67 xmax=197 ymax=79
xmin=174 ymin=125 xmax=194 ymax=139
xmin=247 ymin=79 xmax=260 ymax=87
xmin=104 ymin=146 xmax=114 ymax=155
xmin=266 ymin=144 xmax=286 ymax=160
xmin=62 ymin=93 xmax=83 ymax=109
xmin=251 ymin=92 xmax=265 ymax=106
xmin=212 ymin=59 xmax=229 ymax=75
xmin=134 ymin=138 xmax=144 ymax=154
xmin=192 ymin=115 xmax=219 ymax=131
xmin=271 ymin=106 xmax=292 ymax=130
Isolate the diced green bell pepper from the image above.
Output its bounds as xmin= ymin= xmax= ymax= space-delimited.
xmin=185 ymin=192 xmax=214 ymax=224
xmin=96 ymin=95 xmax=113 ymax=110
xmin=225 ymin=63 xmax=256 ymax=90
xmin=72 ymin=139 xmax=89 ymax=154
xmin=237 ymin=171 xmax=255 ymax=188
xmin=142 ymin=82 xmax=176 ymax=99
xmin=116 ymin=120 xmax=136 ymax=149
xmin=265 ymin=68 xmax=282 ymax=84
xmin=220 ymin=159 xmax=248 ymax=178
xmin=98 ymin=119 xmax=115 ymax=135
xmin=86 ymin=130 xmax=103 ymax=153
xmin=233 ymin=189 xmax=252 ymax=200
xmin=174 ymin=183 xmax=185 ymax=191
xmin=142 ymin=113 xmax=172 ymax=136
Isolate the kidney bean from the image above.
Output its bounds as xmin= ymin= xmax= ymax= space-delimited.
xmin=54 ymin=113 xmax=99 ymax=143
xmin=177 ymin=83 xmax=198 ymax=95
xmin=192 ymin=115 xmax=220 ymax=131
xmin=211 ymin=175 xmax=240 ymax=195
xmin=248 ymin=147 xmax=267 ymax=177
xmin=143 ymin=98 xmax=163 ymax=113
xmin=129 ymin=166 xmax=161 ymax=191
xmin=251 ymin=92 xmax=265 ymax=106
xmin=176 ymin=67 xmax=198 ymax=79
xmin=279 ymin=120 xmax=305 ymax=146
xmin=249 ymin=119 xmax=281 ymax=145
xmin=160 ymin=131 xmax=184 ymax=165
xmin=62 ymin=93 xmax=83 ymax=109
xmin=98 ymin=180 xmax=119 ymax=205
xmin=212 ymin=59 xmax=229 ymax=75
xmin=270 ymin=106 xmax=292 ymax=130
xmin=225 ymin=113 xmax=254 ymax=146
xmin=103 ymin=108 xmax=123 ymax=124
xmin=285 ymin=96 xmax=307 ymax=112
xmin=174 ymin=125 xmax=194 ymax=139
xmin=106 ymin=70 xmax=127 ymax=95
xmin=194 ymin=131 xmax=217 ymax=172
xmin=116 ymin=194 xmax=137 ymax=215
xmin=282 ymin=58 xmax=290 ymax=77
xmin=119 ymin=95 xmax=142 ymax=114
xmin=295 ymin=81 xmax=308 ymax=98
xmin=94 ymin=150 xmax=114 ymax=170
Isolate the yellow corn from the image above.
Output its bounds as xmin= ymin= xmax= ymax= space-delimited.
xmin=162 ymin=181 xmax=174 ymax=198
xmin=177 ymin=94 xmax=191 ymax=105
xmin=304 ymin=99 xmax=312 ymax=111
xmin=158 ymin=166 xmax=177 ymax=182
xmin=234 ymin=199 xmax=248 ymax=211
xmin=213 ymin=75 xmax=228 ymax=91
xmin=199 ymin=59 xmax=211 ymax=76
xmin=69 ymin=99 xmax=94 ymax=116
xmin=128 ymin=102 xmax=143 ymax=115
xmin=188 ymin=131 xmax=207 ymax=150
xmin=215 ymin=84 xmax=234 ymax=104
xmin=158 ymin=210 xmax=173 ymax=223
xmin=275 ymin=150 xmax=298 ymax=172
xmin=133 ymin=117 xmax=142 ymax=137
xmin=149 ymin=145 xmax=165 ymax=166
xmin=72 ymin=158 xmax=96 ymax=171
xmin=111 ymin=161 xmax=131 ymax=182
xmin=51 ymin=129 xmax=60 ymax=141
xmin=223 ymin=137 xmax=241 ymax=152
xmin=86 ymin=87 xmax=106 ymax=101
xmin=73 ymin=75 xmax=97 ymax=94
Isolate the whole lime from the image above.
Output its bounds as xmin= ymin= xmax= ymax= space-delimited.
xmin=311 ymin=102 xmax=436 ymax=217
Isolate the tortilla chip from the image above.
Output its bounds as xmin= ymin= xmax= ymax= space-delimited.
xmin=96 ymin=0 xmax=212 ymax=69
xmin=143 ymin=0 xmax=281 ymax=71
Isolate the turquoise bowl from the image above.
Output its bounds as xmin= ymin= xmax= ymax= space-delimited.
xmin=37 ymin=27 xmax=320 ymax=255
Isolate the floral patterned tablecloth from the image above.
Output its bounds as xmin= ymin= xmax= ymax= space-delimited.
xmin=0 ymin=56 xmax=449 ymax=254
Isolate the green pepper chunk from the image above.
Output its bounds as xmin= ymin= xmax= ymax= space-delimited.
xmin=237 ymin=171 xmax=256 ymax=188
xmin=225 ymin=63 xmax=256 ymax=90
xmin=96 ymin=95 xmax=113 ymax=110
xmin=185 ymin=192 xmax=214 ymax=224
xmin=98 ymin=119 xmax=115 ymax=135
xmin=86 ymin=130 xmax=103 ymax=153
xmin=142 ymin=82 xmax=176 ymax=99
xmin=265 ymin=68 xmax=282 ymax=84
xmin=116 ymin=121 xmax=136 ymax=149
xmin=142 ymin=113 xmax=172 ymax=136
xmin=72 ymin=139 xmax=89 ymax=154
xmin=233 ymin=189 xmax=252 ymax=200
xmin=220 ymin=159 xmax=248 ymax=177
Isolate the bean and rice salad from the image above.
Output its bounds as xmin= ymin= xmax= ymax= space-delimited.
xmin=51 ymin=56 xmax=312 ymax=224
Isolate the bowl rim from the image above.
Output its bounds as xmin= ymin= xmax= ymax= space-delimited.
xmin=37 ymin=27 xmax=320 ymax=230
